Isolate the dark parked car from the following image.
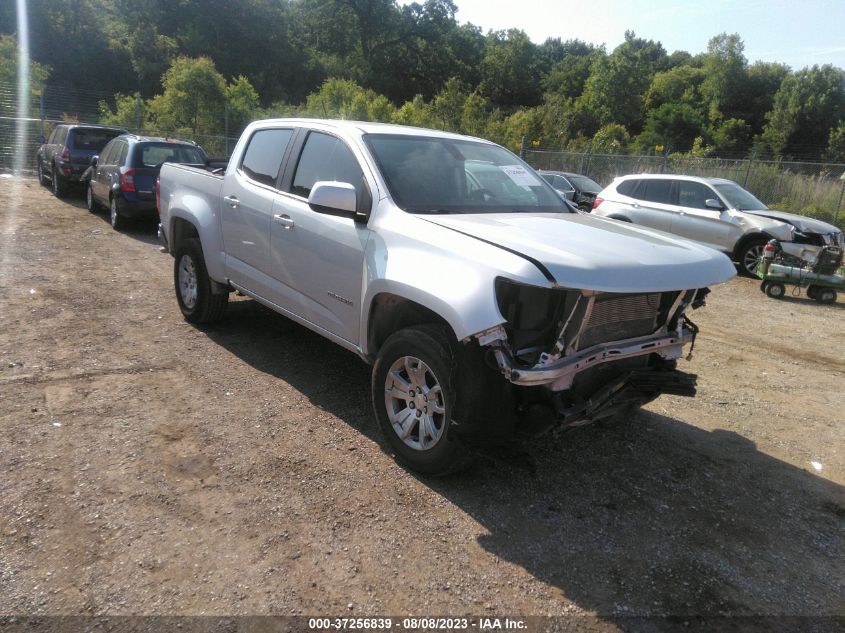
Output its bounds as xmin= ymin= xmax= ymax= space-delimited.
xmin=36 ymin=124 xmax=127 ymax=197
xmin=538 ymin=170 xmax=602 ymax=211
xmin=86 ymin=134 xmax=207 ymax=230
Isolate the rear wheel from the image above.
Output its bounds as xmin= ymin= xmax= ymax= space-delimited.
xmin=174 ymin=238 xmax=228 ymax=323
xmin=765 ymin=282 xmax=786 ymax=299
xmin=51 ymin=165 xmax=68 ymax=198
xmin=109 ymin=196 xmax=127 ymax=231
xmin=372 ymin=324 xmax=468 ymax=475
xmin=815 ymin=287 xmax=837 ymax=304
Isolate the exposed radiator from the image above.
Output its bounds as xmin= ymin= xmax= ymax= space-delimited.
xmin=577 ymin=293 xmax=662 ymax=350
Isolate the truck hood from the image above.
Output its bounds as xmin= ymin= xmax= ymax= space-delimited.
xmin=422 ymin=213 xmax=737 ymax=292
xmin=742 ymin=209 xmax=841 ymax=235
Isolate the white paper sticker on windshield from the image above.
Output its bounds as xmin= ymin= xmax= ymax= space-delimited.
xmin=499 ymin=164 xmax=542 ymax=187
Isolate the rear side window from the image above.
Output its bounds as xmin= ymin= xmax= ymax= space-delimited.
xmin=240 ymin=128 xmax=293 ymax=187
xmin=99 ymin=140 xmax=118 ymax=165
xmin=616 ymin=179 xmax=638 ymax=196
xmin=70 ymin=128 xmax=123 ymax=152
xmin=639 ymin=179 xmax=673 ymax=204
xmin=118 ymin=142 xmax=129 ymax=166
xmin=290 ymin=131 xmax=364 ymax=199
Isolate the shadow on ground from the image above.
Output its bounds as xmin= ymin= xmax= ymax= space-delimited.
xmin=204 ymin=300 xmax=845 ymax=631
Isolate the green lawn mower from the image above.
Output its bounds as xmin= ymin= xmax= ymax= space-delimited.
xmin=756 ymin=239 xmax=844 ymax=304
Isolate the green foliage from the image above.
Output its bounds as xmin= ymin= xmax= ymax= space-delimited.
xmin=635 ymin=103 xmax=705 ymax=153
xmin=700 ymin=33 xmax=747 ymax=123
xmin=591 ymin=124 xmax=630 ymax=153
xmin=0 ymin=34 xmax=50 ymax=115
xmin=826 ymin=122 xmax=845 ymax=162
xmin=760 ymin=65 xmax=845 ymax=160
xmin=478 ymin=30 xmax=543 ymax=108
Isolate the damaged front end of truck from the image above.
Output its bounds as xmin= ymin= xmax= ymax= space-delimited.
xmin=471 ymin=280 xmax=711 ymax=429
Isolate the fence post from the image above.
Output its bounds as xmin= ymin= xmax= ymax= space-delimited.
xmin=39 ymin=83 xmax=45 ymax=143
xmin=835 ymin=175 xmax=845 ymax=226
xmin=134 ymin=94 xmax=141 ymax=132
xmin=585 ymin=147 xmax=592 ymax=174
xmin=519 ymin=135 xmax=526 ymax=159
xmin=744 ymin=159 xmax=753 ymax=187
xmin=225 ymin=103 xmax=229 ymax=156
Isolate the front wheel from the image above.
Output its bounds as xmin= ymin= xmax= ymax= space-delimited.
xmin=765 ymin=282 xmax=786 ymax=299
xmin=173 ymin=238 xmax=228 ymax=324
xmin=87 ymin=184 xmax=102 ymax=213
xmin=738 ymin=238 xmax=768 ymax=277
xmin=37 ymin=160 xmax=48 ymax=186
xmin=372 ymin=324 xmax=467 ymax=475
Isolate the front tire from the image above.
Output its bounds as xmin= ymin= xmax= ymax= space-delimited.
xmin=37 ymin=160 xmax=48 ymax=186
xmin=372 ymin=324 xmax=466 ymax=475
xmin=815 ymin=287 xmax=837 ymax=304
xmin=765 ymin=282 xmax=786 ymax=299
xmin=174 ymin=238 xmax=228 ymax=324
xmin=738 ymin=238 xmax=768 ymax=277
xmin=87 ymin=184 xmax=102 ymax=213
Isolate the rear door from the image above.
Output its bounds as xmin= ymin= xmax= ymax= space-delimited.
xmin=268 ymin=129 xmax=373 ymax=345
xmin=220 ymin=127 xmax=295 ymax=295
xmin=626 ymin=178 xmax=675 ymax=231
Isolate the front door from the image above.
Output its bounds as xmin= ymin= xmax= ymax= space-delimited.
xmin=268 ymin=130 xmax=372 ymax=345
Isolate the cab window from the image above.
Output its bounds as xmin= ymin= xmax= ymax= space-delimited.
xmin=239 ymin=128 xmax=293 ymax=187
xmin=290 ymin=131 xmax=365 ymax=201
xmin=678 ymin=181 xmax=715 ymax=210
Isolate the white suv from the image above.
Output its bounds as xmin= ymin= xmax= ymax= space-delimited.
xmin=592 ymin=174 xmax=844 ymax=275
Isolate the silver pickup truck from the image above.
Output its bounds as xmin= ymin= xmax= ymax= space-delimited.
xmin=157 ymin=119 xmax=736 ymax=474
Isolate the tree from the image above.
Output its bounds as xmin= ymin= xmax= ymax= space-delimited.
xmin=826 ymin=123 xmax=845 ymax=162
xmin=635 ymin=103 xmax=705 ymax=153
xmin=700 ymin=33 xmax=747 ymax=123
xmin=146 ymin=57 xmax=227 ymax=135
xmin=760 ymin=65 xmax=845 ymax=159
xmin=478 ymin=29 xmax=543 ymax=108
xmin=579 ymin=31 xmax=668 ymax=134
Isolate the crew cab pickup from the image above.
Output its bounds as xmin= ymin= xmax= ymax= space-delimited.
xmin=157 ymin=119 xmax=736 ymax=474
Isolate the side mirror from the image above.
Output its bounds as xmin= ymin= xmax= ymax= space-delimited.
xmin=308 ymin=181 xmax=362 ymax=221
xmin=705 ymin=198 xmax=723 ymax=211
xmin=90 ymin=155 xmax=98 ymax=167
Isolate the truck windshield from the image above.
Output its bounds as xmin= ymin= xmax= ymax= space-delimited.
xmin=364 ymin=133 xmax=570 ymax=214
xmin=713 ymin=182 xmax=767 ymax=210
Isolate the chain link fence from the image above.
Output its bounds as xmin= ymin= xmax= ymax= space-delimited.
xmin=0 ymin=81 xmax=238 ymax=175
xmin=524 ymin=148 xmax=845 ymax=228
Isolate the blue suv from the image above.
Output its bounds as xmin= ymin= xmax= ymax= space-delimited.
xmin=86 ymin=134 xmax=207 ymax=230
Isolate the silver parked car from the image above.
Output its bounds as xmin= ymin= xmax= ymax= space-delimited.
xmin=592 ymin=174 xmax=844 ymax=275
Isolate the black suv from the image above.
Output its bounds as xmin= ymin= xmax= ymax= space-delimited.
xmin=86 ymin=134 xmax=207 ymax=230
xmin=36 ymin=124 xmax=127 ymax=197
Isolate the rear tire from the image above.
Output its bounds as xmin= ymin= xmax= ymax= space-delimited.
xmin=174 ymin=238 xmax=228 ymax=324
xmin=51 ymin=165 xmax=68 ymax=198
xmin=109 ymin=196 xmax=127 ymax=231
xmin=815 ymin=288 xmax=837 ymax=304
xmin=372 ymin=324 xmax=469 ymax=475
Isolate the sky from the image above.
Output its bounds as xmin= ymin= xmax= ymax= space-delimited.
xmin=408 ymin=0 xmax=845 ymax=70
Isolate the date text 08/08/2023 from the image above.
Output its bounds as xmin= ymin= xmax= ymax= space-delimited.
xmin=308 ymin=617 xmax=529 ymax=631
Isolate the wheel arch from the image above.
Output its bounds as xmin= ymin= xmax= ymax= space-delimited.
xmin=733 ymin=232 xmax=773 ymax=261
xmin=364 ymin=292 xmax=459 ymax=361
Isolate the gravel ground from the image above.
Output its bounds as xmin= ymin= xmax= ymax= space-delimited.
xmin=0 ymin=177 xmax=843 ymax=631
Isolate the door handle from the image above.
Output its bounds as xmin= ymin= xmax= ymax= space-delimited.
xmin=274 ymin=214 xmax=295 ymax=229
xmin=224 ymin=195 xmax=240 ymax=208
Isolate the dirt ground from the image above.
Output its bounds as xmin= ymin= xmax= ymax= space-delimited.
xmin=1 ymin=177 xmax=843 ymax=630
